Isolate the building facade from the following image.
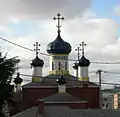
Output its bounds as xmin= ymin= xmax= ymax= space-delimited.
xmin=101 ymin=87 xmax=120 ymax=109
xmin=10 ymin=13 xmax=100 ymax=116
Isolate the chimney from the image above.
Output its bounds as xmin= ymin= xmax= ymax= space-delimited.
xmin=38 ymin=101 xmax=44 ymax=114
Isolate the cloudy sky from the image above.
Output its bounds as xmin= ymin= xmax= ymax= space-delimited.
xmin=0 ymin=0 xmax=120 ymax=88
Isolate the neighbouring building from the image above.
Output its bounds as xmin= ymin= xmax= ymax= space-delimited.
xmin=101 ymin=86 xmax=120 ymax=109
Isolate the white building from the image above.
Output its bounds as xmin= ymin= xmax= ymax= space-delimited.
xmin=101 ymin=87 xmax=120 ymax=109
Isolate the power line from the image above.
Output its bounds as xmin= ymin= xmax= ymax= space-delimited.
xmin=0 ymin=37 xmax=49 ymax=56
xmin=1 ymin=36 xmax=120 ymax=64
xmin=103 ymin=71 xmax=120 ymax=74
xmin=0 ymin=37 xmax=34 ymax=52
xmin=91 ymin=62 xmax=120 ymax=64
xmin=90 ymin=70 xmax=120 ymax=75
xmin=0 ymin=36 xmax=77 ymax=61
xmin=12 ymin=72 xmax=120 ymax=86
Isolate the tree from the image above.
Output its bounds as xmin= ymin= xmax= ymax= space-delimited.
xmin=0 ymin=52 xmax=20 ymax=117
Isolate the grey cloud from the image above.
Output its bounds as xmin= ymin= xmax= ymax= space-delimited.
xmin=0 ymin=0 xmax=91 ymax=19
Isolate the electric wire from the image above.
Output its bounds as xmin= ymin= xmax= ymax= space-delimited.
xmin=1 ymin=36 xmax=120 ymax=64
xmin=0 ymin=37 xmax=49 ymax=56
xmin=12 ymin=72 xmax=120 ymax=86
xmin=103 ymin=71 xmax=120 ymax=74
xmin=90 ymin=62 xmax=120 ymax=64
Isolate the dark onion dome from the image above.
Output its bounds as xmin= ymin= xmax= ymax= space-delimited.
xmin=46 ymin=33 xmax=72 ymax=54
xmin=13 ymin=73 xmax=23 ymax=84
xmin=31 ymin=56 xmax=44 ymax=67
xmin=73 ymin=62 xmax=78 ymax=69
xmin=56 ymin=75 xmax=67 ymax=85
xmin=78 ymin=56 xmax=90 ymax=67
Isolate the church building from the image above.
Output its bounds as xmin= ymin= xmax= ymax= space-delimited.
xmin=11 ymin=13 xmax=100 ymax=116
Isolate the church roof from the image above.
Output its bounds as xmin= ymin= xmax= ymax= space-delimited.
xmin=56 ymin=75 xmax=67 ymax=85
xmin=78 ymin=56 xmax=90 ymax=67
xmin=12 ymin=106 xmax=120 ymax=117
xmin=22 ymin=74 xmax=99 ymax=88
xmin=12 ymin=107 xmax=44 ymax=117
xmin=43 ymin=106 xmax=120 ymax=117
xmin=46 ymin=13 xmax=71 ymax=55
xmin=46 ymin=32 xmax=72 ymax=54
xmin=39 ymin=93 xmax=87 ymax=103
xmin=13 ymin=73 xmax=23 ymax=84
xmin=31 ymin=56 xmax=44 ymax=67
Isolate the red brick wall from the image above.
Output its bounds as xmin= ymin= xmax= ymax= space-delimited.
xmin=22 ymin=88 xmax=57 ymax=108
xmin=67 ymin=87 xmax=100 ymax=108
xmin=22 ymin=86 xmax=99 ymax=109
xmin=68 ymin=102 xmax=88 ymax=109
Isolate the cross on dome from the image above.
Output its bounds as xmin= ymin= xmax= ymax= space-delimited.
xmin=75 ymin=46 xmax=81 ymax=60
xmin=80 ymin=42 xmax=86 ymax=56
xmin=34 ymin=42 xmax=40 ymax=57
xmin=53 ymin=13 xmax=64 ymax=34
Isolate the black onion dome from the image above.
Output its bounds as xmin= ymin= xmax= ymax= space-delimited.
xmin=56 ymin=75 xmax=67 ymax=85
xmin=78 ymin=56 xmax=90 ymax=67
xmin=73 ymin=63 xmax=78 ymax=69
xmin=13 ymin=73 xmax=23 ymax=84
xmin=47 ymin=33 xmax=71 ymax=54
xmin=31 ymin=56 xmax=44 ymax=67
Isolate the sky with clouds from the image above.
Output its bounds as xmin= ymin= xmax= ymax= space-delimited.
xmin=0 ymin=0 xmax=120 ymax=88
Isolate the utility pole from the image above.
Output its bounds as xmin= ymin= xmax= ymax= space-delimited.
xmin=96 ymin=69 xmax=102 ymax=87
xmin=96 ymin=69 xmax=102 ymax=108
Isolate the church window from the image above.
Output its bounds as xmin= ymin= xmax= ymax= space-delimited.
xmin=65 ymin=62 xmax=67 ymax=70
xmin=52 ymin=62 xmax=54 ymax=70
xmin=58 ymin=62 xmax=61 ymax=70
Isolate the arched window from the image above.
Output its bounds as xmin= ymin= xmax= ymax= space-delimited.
xmin=52 ymin=62 xmax=54 ymax=70
xmin=65 ymin=62 xmax=67 ymax=70
xmin=58 ymin=62 xmax=61 ymax=70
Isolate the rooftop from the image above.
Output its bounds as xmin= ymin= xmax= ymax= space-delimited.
xmin=39 ymin=93 xmax=87 ymax=103
xmin=22 ymin=74 xmax=99 ymax=88
xmin=12 ymin=106 xmax=120 ymax=117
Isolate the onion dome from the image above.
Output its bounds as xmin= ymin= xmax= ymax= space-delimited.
xmin=73 ymin=62 xmax=78 ymax=69
xmin=56 ymin=75 xmax=67 ymax=85
xmin=13 ymin=72 xmax=23 ymax=84
xmin=46 ymin=31 xmax=72 ymax=54
xmin=31 ymin=56 xmax=44 ymax=67
xmin=78 ymin=56 xmax=90 ymax=67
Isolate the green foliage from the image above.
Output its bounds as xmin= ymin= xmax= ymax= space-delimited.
xmin=0 ymin=111 xmax=5 ymax=117
xmin=0 ymin=53 xmax=20 ymax=116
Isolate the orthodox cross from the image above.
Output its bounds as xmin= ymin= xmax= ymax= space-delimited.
xmin=75 ymin=46 xmax=81 ymax=60
xmin=34 ymin=42 xmax=40 ymax=57
xmin=80 ymin=41 xmax=86 ymax=56
xmin=53 ymin=13 xmax=64 ymax=32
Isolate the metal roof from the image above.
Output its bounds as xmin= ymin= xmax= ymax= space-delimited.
xmin=22 ymin=74 xmax=99 ymax=88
